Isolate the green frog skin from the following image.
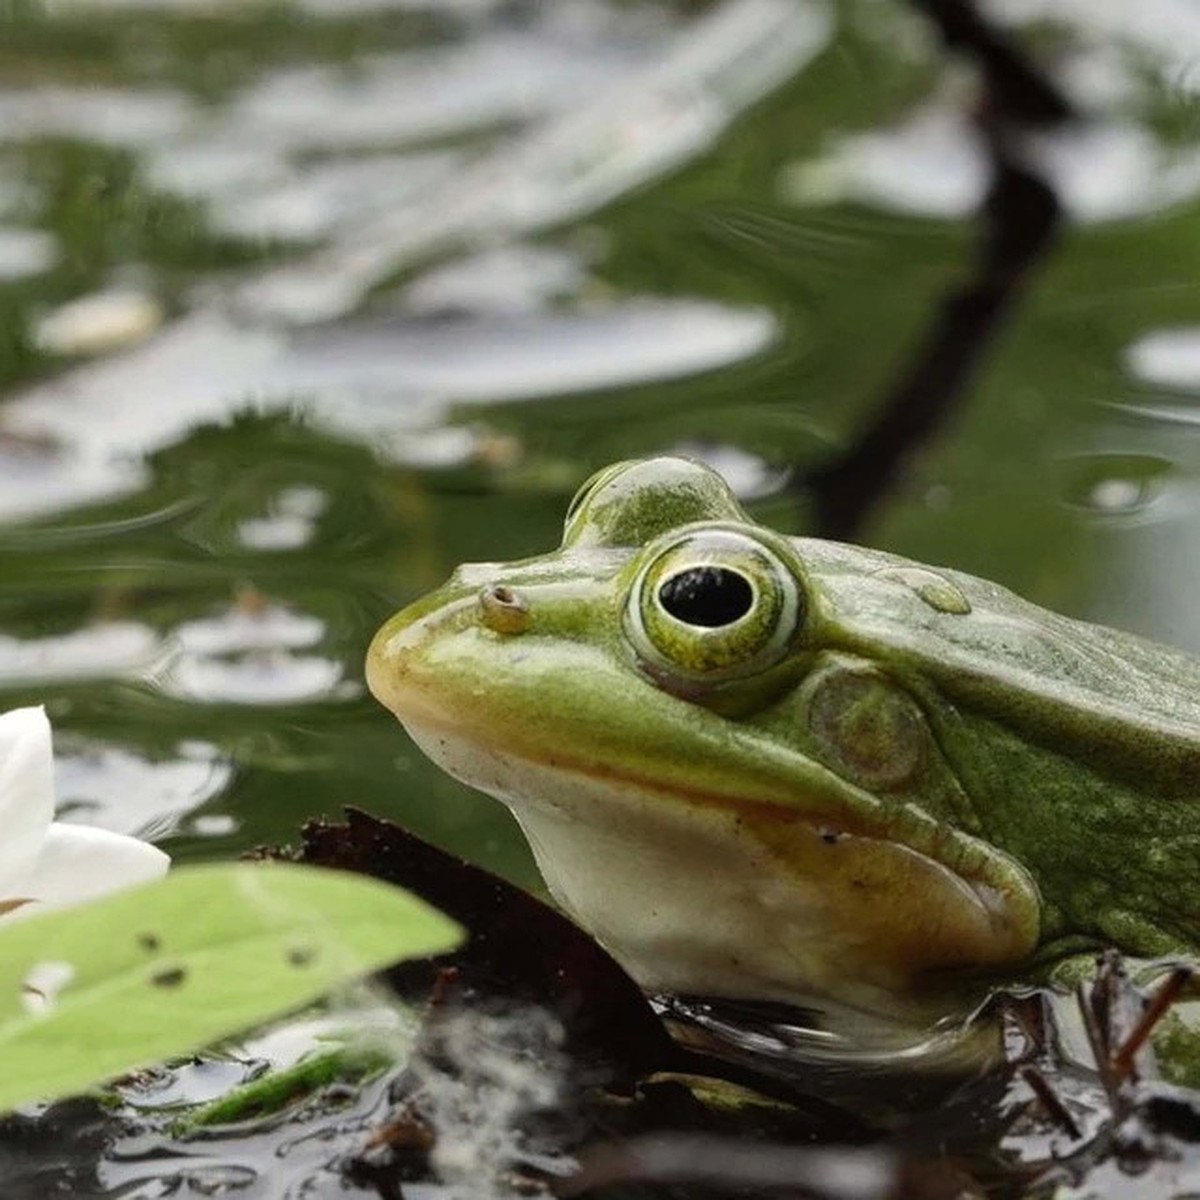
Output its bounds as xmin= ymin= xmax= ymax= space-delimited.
xmin=367 ymin=456 xmax=1200 ymax=1026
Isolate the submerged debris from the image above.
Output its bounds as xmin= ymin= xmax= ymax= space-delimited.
xmin=1012 ymin=953 xmax=1200 ymax=1198
xmin=294 ymin=813 xmax=1200 ymax=1200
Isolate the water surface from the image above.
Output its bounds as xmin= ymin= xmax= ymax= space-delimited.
xmin=1 ymin=0 xmax=1200 ymax=1190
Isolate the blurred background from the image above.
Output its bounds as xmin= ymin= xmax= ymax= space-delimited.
xmin=0 ymin=0 xmax=1198 ymax=888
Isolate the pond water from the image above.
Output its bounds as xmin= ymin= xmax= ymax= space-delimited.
xmin=1 ymin=0 xmax=1200 ymax=1192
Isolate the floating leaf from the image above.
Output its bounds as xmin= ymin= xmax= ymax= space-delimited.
xmin=0 ymin=861 xmax=462 ymax=1112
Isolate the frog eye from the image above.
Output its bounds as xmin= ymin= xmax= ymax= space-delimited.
xmin=561 ymin=457 xmax=750 ymax=549
xmin=625 ymin=529 xmax=804 ymax=680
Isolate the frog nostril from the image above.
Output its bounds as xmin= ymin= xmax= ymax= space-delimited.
xmin=478 ymin=584 xmax=530 ymax=635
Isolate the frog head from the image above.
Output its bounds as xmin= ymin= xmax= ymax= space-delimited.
xmin=367 ymin=457 xmax=1200 ymax=1023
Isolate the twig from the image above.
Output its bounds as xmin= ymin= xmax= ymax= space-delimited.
xmin=803 ymin=0 xmax=1074 ymax=538
xmin=1110 ymin=965 xmax=1195 ymax=1084
xmin=1019 ymin=1065 xmax=1082 ymax=1141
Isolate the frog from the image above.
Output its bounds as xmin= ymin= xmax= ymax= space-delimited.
xmin=366 ymin=455 xmax=1200 ymax=1035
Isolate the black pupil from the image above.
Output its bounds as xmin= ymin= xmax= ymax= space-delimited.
xmin=658 ymin=567 xmax=754 ymax=627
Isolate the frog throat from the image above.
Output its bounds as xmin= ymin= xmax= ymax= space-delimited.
xmin=391 ymin=702 xmax=1040 ymax=1015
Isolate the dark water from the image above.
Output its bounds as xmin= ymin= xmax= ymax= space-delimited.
xmin=1 ymin=0 xmax=1199 ymax=1191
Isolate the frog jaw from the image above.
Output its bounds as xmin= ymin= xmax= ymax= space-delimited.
xmin=387 ymin=698 xmax=1039 ymax=1020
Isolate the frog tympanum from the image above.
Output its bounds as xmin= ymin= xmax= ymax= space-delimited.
xmin=367 ymin=457 xmax=1200 ymax=1034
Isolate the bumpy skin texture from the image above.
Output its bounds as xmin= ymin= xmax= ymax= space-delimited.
xmin=367 ymin=457 xmax=1200 ymax=1022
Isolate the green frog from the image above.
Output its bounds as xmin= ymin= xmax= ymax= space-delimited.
xmin=366 ymin=456 xmax=1200 ymax=1034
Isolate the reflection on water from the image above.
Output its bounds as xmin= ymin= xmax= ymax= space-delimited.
xmin=166 ymin=646 xmax=348 ymax=705
xmin=790 ymin=106 xmax=1200 ymax=222
xmin=0 ymin=620 xmax=163 ymax=682
xmin=2 ymin=0 xmax=1200 ymax=1181
xmin=986 ymin=0 xmax=1200 ymax=64
xmin=0 ymin=0 xmax=1195 ymax=861
xmin=55 ymin=739 xmax=231 ymax=839
xmin=0 ymin=0 xmax=1197 ymax=873
xmin=34 ymin=287 xmax=163 ymax=356
xmin=236 ymin=484 xmax=326 ymax=550
xmin=1 ymin=300 xmax=773 ymax=517
xmin=0 ymin=86 xmax=191 ymax=148
xmin=166 ymin=595 xmax=349 ymax=705
xmin=0 ymin=226 xmax=56 ymax=281
xmin=1060 ymin=451 xmax=1171 ymax=520
xmin=788 ymin=55 xmax=1200 ymax=223
xmin=0 ymin=28 xmax=838 ymax=1180
xmin=1127 ymin=327 xmax=1200 ymax=392
xmin=237 ymin=0 xmax=832 ymax=321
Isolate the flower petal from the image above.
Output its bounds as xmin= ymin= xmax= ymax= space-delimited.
xmin=9 ymin=822 xmax=169 ymax=918
xmin=0 ymin=707 xmax=56 ymax=894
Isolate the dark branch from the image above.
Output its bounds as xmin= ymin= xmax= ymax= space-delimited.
xmin=802 ymin=0 xmax=1074 ymax=540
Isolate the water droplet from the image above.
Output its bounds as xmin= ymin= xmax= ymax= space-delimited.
xmin=875 ymin=567 xmax=971 ymax=615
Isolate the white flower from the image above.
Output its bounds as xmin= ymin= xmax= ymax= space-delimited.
xmin=0 ymin=706 xmax=169 ymax=919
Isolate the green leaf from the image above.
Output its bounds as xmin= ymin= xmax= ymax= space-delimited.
xmin=0 ymin=862 xmax=462 ymax=1113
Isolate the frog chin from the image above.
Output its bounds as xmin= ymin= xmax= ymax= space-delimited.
xmin=396 ymin=713 xmax=1038 ymax=1023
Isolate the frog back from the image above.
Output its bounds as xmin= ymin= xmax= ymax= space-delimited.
xmin=798 ymin=537 xmax=1200 ymax=792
